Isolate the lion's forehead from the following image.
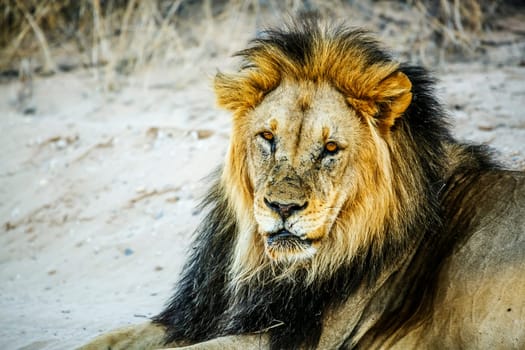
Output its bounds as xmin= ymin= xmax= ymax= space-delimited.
xmin=251 ymin=81 xmax=361 ymax=154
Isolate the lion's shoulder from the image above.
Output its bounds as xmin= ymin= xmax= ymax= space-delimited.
xmin=397 ymin=169 xmax=525 ymax=349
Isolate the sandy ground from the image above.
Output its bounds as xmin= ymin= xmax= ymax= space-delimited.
xmin=1 ymin=20 xmax=524 ymax=350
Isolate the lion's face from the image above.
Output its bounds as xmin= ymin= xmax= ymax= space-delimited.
xmin=215 ymin=28 xmax=414 ymax=274
xmin=245 ymin=81 xmax=368 ymax=262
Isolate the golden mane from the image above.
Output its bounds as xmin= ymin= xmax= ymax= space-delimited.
xmin=215 ymin=25 xmax=409 ymax=118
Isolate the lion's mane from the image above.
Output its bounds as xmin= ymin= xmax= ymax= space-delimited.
xmin=153 ymin=19 xmax=497 ymax=349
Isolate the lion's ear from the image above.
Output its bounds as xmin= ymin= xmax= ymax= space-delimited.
xmin=214 ymin=72 xmax=247 ymax=112
xmin=214 ymin=71 xmax=271 ymax=115
xmin=372 ymin=71 xmax=412 ymax=130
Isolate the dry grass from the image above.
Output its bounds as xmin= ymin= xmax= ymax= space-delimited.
xmin=0 ymin=0 xmax=519 ymax=88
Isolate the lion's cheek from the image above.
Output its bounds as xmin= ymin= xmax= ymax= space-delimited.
xmin=294 ymin=198 xmax=341 ymax=240
xmin=303 ymin=227 xmax=327 ymax=242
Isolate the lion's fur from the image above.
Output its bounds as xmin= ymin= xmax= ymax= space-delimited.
xmin=81 ymin=19 xmax=525 ymax=350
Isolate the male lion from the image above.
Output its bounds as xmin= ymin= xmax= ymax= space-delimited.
xmin=81 ymin=20 xmax=525 ymax=350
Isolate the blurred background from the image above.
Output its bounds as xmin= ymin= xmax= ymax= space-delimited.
xmin=0 ymin=1 xmax=524 ymax=349
xmin=2 ymin=0 xmax=524 ymax=82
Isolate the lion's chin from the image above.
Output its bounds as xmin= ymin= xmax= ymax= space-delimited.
xmin=264 ymin=230 xmax=318 ymax=262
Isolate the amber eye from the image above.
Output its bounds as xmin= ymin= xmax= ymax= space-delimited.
xmin=324 ymin=141 xmax=339 ymax=154
xmin=260 ymin=131 xmax=274 ymax=142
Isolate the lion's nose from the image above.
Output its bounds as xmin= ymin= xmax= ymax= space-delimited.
xmin=264 ymin=198 xmax=308 ymax=220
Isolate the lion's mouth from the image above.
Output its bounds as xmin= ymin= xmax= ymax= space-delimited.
xmin=266 ymin=229 xmax=313 ymax=246
xmin=264 ymin=229 xmax=319 ymax=262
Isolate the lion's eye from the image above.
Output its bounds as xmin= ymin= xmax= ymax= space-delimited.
xmin=324 ymin=141 xmax=339 ymax=154
xmin=260 ymin=131 xmax=274 ymax=142
xmin=259 ymin=131 xmax=276 ymax=153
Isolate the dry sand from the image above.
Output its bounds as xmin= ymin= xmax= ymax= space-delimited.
xmin=1 ymin=16 xmax=524 ymax=350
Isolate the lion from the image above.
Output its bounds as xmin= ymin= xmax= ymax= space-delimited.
xmin=80 ymin=19 xmax=525 ymax=350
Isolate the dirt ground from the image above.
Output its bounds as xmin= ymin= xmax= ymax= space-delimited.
xmin=1 ymin=7 xmax=524 ymax=350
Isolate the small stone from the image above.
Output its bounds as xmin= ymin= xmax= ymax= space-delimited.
xmin=55 ymin=139 xmax=67 ymax=149
xmin=196 ymin=129 xmax=214 ymax=139
xmin=23 ymin=107 xmax=36 ymax=115
xmin=477 ymin=124 xmax=495 ymax=131
xmin=124 ymin=248 xmax=134 ymax=256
